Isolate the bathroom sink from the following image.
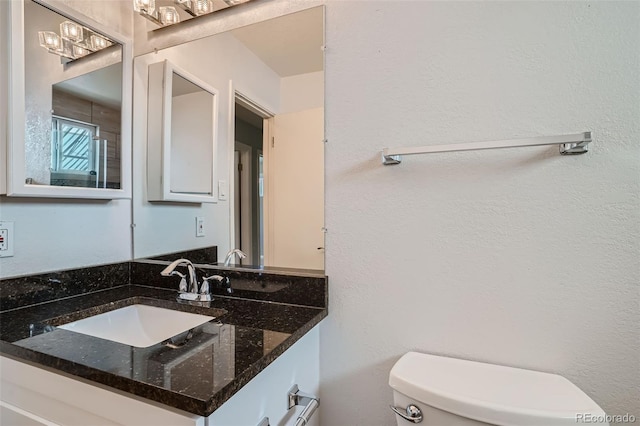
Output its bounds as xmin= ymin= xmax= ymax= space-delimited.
xmin=57 ymin=304 xmax=215 ymax=348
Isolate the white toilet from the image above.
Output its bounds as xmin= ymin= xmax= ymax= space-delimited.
xmin=389 ymin=352 xmax=609 ymax=425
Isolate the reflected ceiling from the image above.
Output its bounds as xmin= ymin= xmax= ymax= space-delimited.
xmin=230 ymin=7 xmax=323 ymax=77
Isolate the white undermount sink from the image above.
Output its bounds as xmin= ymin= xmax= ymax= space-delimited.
xmin=58 ymin=304 xmax=215 ymax=348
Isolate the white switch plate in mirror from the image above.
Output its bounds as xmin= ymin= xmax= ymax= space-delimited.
xmin=218 ymin=180 xmax=228 ymax=201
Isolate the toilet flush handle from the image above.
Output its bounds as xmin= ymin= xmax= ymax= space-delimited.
xmin=389 ymin=404 xmax=423 ymax=423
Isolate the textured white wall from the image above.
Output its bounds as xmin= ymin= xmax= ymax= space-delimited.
xmin=321 ymin=1 xmax=640 ymax=424
xmin=0 ymin=0 xmax=134 ymax=278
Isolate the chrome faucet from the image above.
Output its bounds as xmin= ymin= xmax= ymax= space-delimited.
xmin=161 ymin=258 xmax=231 ymax=302
xmin=161 ymin=258 xmax=198 ymax=293
xmin=224 ymin=249 xmax=247 ymax=267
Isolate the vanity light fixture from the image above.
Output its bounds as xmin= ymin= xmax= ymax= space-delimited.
xmin=71 ymin=45 xmax=90 ymax=58
xmin=88 ymin=34 xmax=112 ymax=51
xmin=38 ymin=20 xmax=115 ymax=61
xmin=192 ymin=0 xmax=214 ymax=15
xmin=223 ymin=0 xmax=250 ymax=6
xmin=38 ymin=31 xmax=63 ymax=53
xmin=176 ymin=0 xmax=213 ymax=17
xmin=134 ymin=0 xmax=252 ymax=28
xmin=158 ymin=6 xmax=181 ymax=26
xmin=133 ymin=0 xmax=156 ymax=15
xmin=60 ymin=21 xmax=84 ymax=43
xmin=134 ymin=0 xmax=181 ymax=26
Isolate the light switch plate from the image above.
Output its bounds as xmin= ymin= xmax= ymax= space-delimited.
xmin=218 ymin=180 xmax=228 ymax=201
xmin=0 ymin=221 xmax=14 ymax=258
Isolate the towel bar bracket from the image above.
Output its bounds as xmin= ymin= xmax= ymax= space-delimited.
xmin=288 ymin=384 xmax=319 ymax=426
xmin=256 ymin=417 xmax=270 ymax=426
xmin=382 ymin=153 xmax=402 ymax=165
xmin=559 ymin=141 xmax=590 ymax=155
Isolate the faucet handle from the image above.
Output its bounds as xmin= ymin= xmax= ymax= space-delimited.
xmin=170 ymin=271 xmax=188 ymax=293
xmin=203 ymin=275 xmax=232 ymax=294
xmin=202 ymin=275 xmax=223 ymax=295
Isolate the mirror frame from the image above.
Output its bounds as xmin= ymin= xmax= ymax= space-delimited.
xmin=0 ymin=1 xmax=8 ymax=195
xmin=6 ymin=0 xmax=132 ymax=199
xmin=147 ymin=59 xmax=219 ymax=203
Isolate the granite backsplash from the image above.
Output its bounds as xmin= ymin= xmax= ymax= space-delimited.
xmin=0 ymin=263 xmax=130 ymax=312
xmin=1 ymin=247 xmax=327 ymax=312
xmin=131 ymin=261 xmax=327 ymax=308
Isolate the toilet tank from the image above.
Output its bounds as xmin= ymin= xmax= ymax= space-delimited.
xmin=389 ymin=352 xmax=609 ymax=426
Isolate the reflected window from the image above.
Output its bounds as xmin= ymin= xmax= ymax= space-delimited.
xmin=51 ymin=117 xmax=98 ymax=174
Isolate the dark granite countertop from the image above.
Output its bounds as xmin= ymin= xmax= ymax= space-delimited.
xmin=0 ymin=284 xmax=327 ymax=417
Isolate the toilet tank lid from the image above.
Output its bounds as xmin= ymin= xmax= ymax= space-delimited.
xmin=389 ymin=352 xmax=608 ymax=426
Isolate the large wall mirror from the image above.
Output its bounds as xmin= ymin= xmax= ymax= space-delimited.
xmin=132 ymin=6 xmax=324 ymax=271
xmin=6 ymin=0 xmax=132 ymax=199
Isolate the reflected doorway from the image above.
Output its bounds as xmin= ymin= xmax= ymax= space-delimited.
xmin=234 ymin=100 xmax=269 ymax=266
xmin=233 ymin=93 xmax=325 ymax=271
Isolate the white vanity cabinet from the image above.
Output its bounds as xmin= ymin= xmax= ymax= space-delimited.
xmin=208 ymin=326 xmax=320 ymax=426
xmin=0 ymin=326 xmax=320 ymax=426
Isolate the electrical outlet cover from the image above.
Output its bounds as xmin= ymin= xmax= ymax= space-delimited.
xmin=0 ymin=221 xmax=15 ymax=257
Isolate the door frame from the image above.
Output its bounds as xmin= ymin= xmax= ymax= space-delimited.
xmin=228 ymin=81 xmax=274 ymax=264
xmin=234 ymin=141 xmax=252 ymax=265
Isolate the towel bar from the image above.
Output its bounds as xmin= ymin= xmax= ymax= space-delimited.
xmin=382 ymin=132 xmax=592 ymax=165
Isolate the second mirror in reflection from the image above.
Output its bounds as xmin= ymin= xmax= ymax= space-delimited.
xmin=147 ymin=60 xmax=219 ymax=203
xmin=24 ymin=0 xmax=124 ymax=189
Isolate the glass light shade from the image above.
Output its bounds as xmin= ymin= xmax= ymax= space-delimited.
xmin=72 ymin=45 xmax=90 ymax=58
xmin=133 ymin=0 xmax=156 ymax=14
xmin=38 ymin=31 xmax=62 ymax=51
xmin=60 ymin=20 xmax=84 ymax=43
xmin=158 ymin=6 xmax=180 ymax=25
xmin=191 ymin=0 xmax=213 ymax=16
xmin=223 ymin=0 xmax=249 ymax=5
xmin=89 ymin=34 xmax=112 ymax=51
xmin=57 ymin=39 xmax=76 ymax=59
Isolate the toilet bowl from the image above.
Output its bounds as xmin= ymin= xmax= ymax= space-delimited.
xmin=389 ymin=352 xmax=609 ymax=426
